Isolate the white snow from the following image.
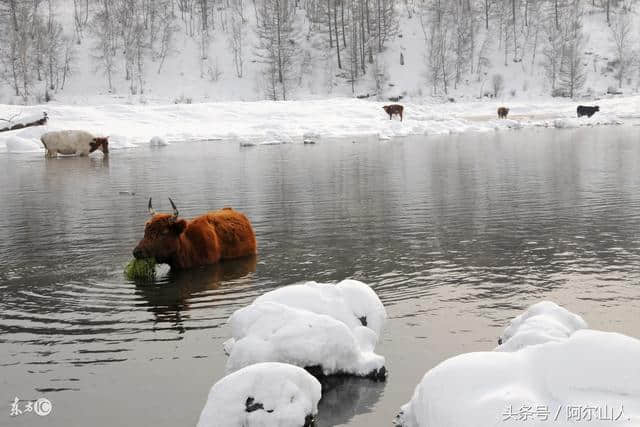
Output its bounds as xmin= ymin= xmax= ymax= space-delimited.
xmin=396 ymin=301 xmax=640 ymax=427
xmin=4 ymin=135 xmax=43 ymax=154
xmin=197 ymin=362 xmax=321 ymax=427
xmin=1 ymin=96 xmax=637 ymax=154
xmin=497 ymin=301 xmax=588 ymax=352
xmin=224 ymin=279 xmax=387 ymax=377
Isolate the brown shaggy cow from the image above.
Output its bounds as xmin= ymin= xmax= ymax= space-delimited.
xmin=133 ymin=198 xmax=257 ymax=269
xmin=383 ymin=104 xmax=404 ymax=121
xmin=497 ymin=107 xmax=509 ymax=119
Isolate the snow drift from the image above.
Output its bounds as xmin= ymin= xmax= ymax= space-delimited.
xmin=224 ymin=279 xmax=387 ymax=378
xmin=396 ymin=301 xmax=640 ymax=427
xmin=197 ymin=362 xmax=321 ymax=427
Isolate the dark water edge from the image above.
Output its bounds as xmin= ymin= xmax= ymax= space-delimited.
xmin=1 ymin=126 xmax=640 ymax=426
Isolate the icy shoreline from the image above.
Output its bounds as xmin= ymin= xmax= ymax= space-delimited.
xmin=1 ymin=96 xmax=638 ymax=153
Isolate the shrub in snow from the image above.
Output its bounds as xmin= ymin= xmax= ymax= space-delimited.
xmin=607 ymin=86 xmax=623 ymax=95
xmin=197 ymin=362 xmax=320 ymax=427
xmin=491 ymin=74 xmax=504 ymax=97
xmin=149 ymin=136 xmax=168 ymax=146
xmin=396 ymin=301 xmax=640 ymax=427
xmin=224 ymin=279 xmax=387 ymax=378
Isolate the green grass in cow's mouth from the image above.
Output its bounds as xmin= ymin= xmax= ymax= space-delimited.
xmin=124 ymin=258 xmax=157 ymax=280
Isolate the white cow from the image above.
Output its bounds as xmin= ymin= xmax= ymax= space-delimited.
xmin=40 ymin=130 xmax=109 ymax=157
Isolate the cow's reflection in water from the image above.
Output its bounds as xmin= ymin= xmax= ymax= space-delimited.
xmin=133 ymin=255 xmax=257 ymax=333
xmin=315 ymin=375 xmax=385 ymax=426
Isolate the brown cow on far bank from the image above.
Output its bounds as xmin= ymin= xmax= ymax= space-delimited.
xmin=133 ymin=198 xmax=257 ymax=269
xmin=497 ymin=107 xmax=509 ymax=119
xmin=383 ymin=104 xmax=404 ymax=121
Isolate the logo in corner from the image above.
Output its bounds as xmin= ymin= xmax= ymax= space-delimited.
xmin=34 ymin=398 xmax=52 ymax=416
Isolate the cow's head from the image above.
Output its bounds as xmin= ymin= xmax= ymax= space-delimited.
xmin=382 ymin=105 xmax=392 ymax=114
xmin=595 ymin=106 xmax=600 ymax=112
xmin=133 ymin=198 xmax=187 ymax=264
xmin=90 ymin=136 xmax=109 ymax=154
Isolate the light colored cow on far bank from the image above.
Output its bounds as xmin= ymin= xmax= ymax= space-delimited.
xmin=40 ymin=130 xmax=109 ymax=157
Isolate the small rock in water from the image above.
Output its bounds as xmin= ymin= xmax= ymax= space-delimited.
xmin=303 ymin=139 xmax=316 ymax=144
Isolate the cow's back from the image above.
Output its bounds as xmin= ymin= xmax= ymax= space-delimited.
xmin=42 ymin=130 xmax=94 ymax=155
xmin=198 ymin=208 xmax=257 ymax=260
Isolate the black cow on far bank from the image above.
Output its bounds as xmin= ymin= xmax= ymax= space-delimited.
xmin=577 ymin=105 xmax=599 ymax=118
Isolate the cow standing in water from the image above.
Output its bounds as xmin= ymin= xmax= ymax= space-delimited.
xmin=40 ymin=130 xmax=109 ymax=157
xmin=383 ymin=104 xmax=404 ymax=121
xmin=497 ymin=107 xmax=510 ymax=119
xmin=133 ymin=199 xmax=257 ymax=269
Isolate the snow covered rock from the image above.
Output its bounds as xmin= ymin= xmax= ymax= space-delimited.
xmin=106 ymin=134 xmax=136 ymax=150
xmin=302 ymin=132 xmax=319 ymax=144
xmin=552 ymin=115 xmax=623 ymax=129
xmin=396 ymin=302 xmax=640 ymax=427
xmin=197 ymin=362 xmax=321 ymax=427
xmin=149 ymin=135 xmax=168 ymax=146
xmin=224 ymin=279 xmax=387 ymax=378
xmin=497 ymin=301 xmax=588 ymax=351
xmin=4 ymin=135 xmax=43 ymax=153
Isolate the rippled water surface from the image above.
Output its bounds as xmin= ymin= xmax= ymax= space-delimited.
xmin=2 ymin=127 xmax=640 ymax=426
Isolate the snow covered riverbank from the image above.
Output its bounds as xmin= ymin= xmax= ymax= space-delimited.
xmin=1 ymin=96 xmax=639 ymax=154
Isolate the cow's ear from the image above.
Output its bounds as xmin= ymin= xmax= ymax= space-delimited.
xmin=171 ymin=219 xmax=187 ymax=235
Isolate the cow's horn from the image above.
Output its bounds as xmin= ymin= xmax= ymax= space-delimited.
xmin=148 ymin=198 xmax=156 ymax=216
xmin=169 ymin=198 xmax=179 ymax=217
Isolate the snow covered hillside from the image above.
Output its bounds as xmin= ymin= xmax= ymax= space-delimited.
xmin=2 ymin=0 xmax=640 ymax=105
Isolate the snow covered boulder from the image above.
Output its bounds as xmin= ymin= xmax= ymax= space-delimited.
xmin=302 ymin=132 xmax=319 ymax=144
xmin=396 ymin=302 xmax=640 ymax=427
xmin=4 ymin=135 xmax=44 ymax=153
xmin=224 ymin=280 xmax=387 ymax=379
xmin=197 ymin=362 xmax=321 ymax=427
xmin=497 ymin=301 xmax=588 ymax=351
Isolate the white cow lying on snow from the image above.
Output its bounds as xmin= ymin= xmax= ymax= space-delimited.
xmin=40 ymin=130 xmax=109 ymax=157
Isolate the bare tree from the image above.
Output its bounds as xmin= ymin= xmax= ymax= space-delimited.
xmin=557 ymin=1 xmax=586 ymax=98
xmin=152 ymin=1 xmax=177 ymax=74
xmin=91 ymin=0 xmax=118 ymax=92
xmin=228 ymin=0 xmax=246 ymax=78
xmin=419 ymin=0 xmax=456 ymax=95
xmin=492 ymin=73 xmax=504 ymax=97
xmin=73 ymin=0 xmax=90 ymax=43
xmin=255 ymin=0 xmax=300 ymax=100
xmin=609 ymin=6 xmax=635 ymax=88
xmin=542 ymin=15 xmax=564 ymax=94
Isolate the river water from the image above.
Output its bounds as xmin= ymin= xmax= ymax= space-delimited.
xmin=1 ymin=126 xmax=640 ymax=426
